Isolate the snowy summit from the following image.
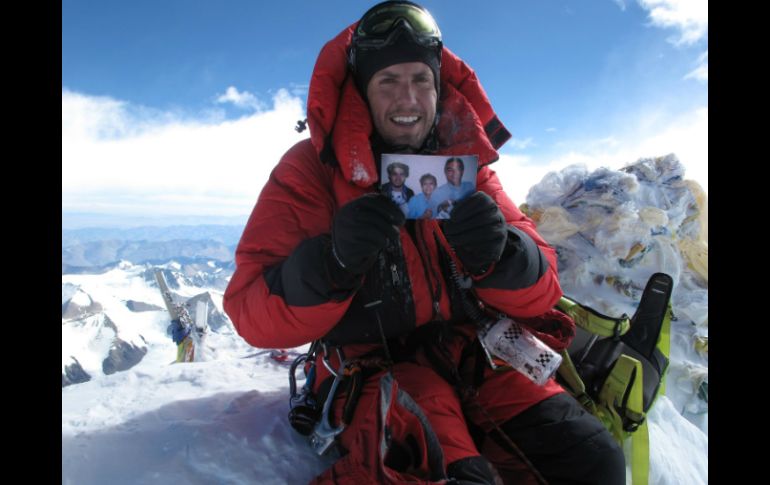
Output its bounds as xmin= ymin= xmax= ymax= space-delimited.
xmin=62 ymin=156 xmax=707 ymax=484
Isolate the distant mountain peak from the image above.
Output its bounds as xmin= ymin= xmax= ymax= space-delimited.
xmin=62 ymin=289 xmax=103 ymax=320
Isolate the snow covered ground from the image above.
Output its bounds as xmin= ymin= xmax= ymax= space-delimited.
xmin=62 ymin=347 xmax=338 ymax=484
xmin=62 ymin=359 xmax=706 ymax=484
xmin=62 ymin=158 xmax=707 ymax=484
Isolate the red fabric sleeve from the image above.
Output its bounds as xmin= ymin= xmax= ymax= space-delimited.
xmin=223 ymin=140 xmax=354 ymax=348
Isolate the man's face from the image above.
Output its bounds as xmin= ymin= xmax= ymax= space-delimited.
xmin=389 ymin=167 xmax=406 ymax=188
xmin=367 ymin=62 xmax=437 ymax=151
xmin=421 ymin=179 xmax=436 ymax=196
xmin=445 ymin=161 xmax=464 ymax=186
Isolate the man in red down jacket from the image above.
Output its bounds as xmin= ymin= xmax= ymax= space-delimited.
xmin=224 ymin=2 xmax=625 ymax=484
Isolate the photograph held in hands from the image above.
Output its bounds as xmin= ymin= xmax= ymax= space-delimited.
xmin=380 ymin=153 xmax=478 ymax=219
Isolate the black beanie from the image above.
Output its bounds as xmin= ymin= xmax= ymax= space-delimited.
xmin=352 ymin=29 xmax=441 ymax=99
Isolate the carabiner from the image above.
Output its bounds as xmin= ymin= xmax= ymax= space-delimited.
xmin=310 ymin=359 xmax=347 ymax=455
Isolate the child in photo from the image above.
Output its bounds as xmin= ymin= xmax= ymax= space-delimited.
xmin=407 ymin=173 xmax=438 ymax=219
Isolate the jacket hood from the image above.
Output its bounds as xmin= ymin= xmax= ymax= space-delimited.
xmin=306 ymin=23 xmax=512 ymax=188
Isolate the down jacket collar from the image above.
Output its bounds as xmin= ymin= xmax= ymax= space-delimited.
xmin=306 ymin=23 xmax=512 ymax=188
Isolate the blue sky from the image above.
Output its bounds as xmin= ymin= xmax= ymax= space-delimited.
xmin=62 ymin=0 xmax=707 ymax=226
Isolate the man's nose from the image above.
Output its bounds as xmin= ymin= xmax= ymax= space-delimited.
xmin=395 ymin=81 xmax=418 ymax=103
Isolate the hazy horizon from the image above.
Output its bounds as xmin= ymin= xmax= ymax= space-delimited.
xmin=62 ymin=212 xmax=250 ymax=230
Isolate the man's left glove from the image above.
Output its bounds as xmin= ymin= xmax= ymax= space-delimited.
xmin=442 ymin=191 xmax=508 ymax=275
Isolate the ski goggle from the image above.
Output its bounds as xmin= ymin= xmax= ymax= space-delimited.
xmin=353 ymin=2 xmax=442 ymax=50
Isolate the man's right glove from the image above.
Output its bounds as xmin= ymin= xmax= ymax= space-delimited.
xmin=442 ymin=191 xmax=508 ymax=276
xmin=330 ymin=193 xmax=406 ymax=276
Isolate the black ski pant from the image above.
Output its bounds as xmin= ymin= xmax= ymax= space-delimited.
xmin=495 ymin=392 xmax=626 ymax=485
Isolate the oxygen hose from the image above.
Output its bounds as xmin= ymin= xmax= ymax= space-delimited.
xmin=446 ymin=256 xmax=496 ymax=329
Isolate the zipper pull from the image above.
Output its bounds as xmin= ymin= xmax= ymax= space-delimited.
xmin=390 ymin=263 xmax=400 ymax=287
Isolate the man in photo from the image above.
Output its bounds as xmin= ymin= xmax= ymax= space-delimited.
xmin=407 ymin=173 xmax=438 ymax=219
xmin=381 ymin=161 xmax=414 ymax=216
xmin=433 ymin=157 xmax=475 ymax=218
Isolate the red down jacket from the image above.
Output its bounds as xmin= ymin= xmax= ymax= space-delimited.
xmin=224 ymin=24 xmax=574 ymax=483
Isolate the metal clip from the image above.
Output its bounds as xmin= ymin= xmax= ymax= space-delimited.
xmin=309 ymin=358 xmax=347 ymax=455
xmin=320 ymin=341 xmax=339 ymax=377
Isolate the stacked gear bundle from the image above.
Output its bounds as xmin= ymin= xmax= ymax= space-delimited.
xmin=520 ymin=154 xmax=707 ymax=327
xmin=522 ymin=155 xmax=708 ymax=431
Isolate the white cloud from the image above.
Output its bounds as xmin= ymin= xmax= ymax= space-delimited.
xmin=215 ymin=86 xmax=266 ymax=111
xmin=491 ymin=106 xmax=707 ymax=204
xmin=545 ymin=127 xmax=558 ymax=133
xmin=613 ymin=0 xmax=628 ymax=11
xmin=62 ymin=90 xmax=172 ymax=140
xmin=289 ymin=83 xmax=310 ymax=98
xmin=637 ymin=0 xmax=708 ymax=46
xmin=684 ymin=50 xmax=708 ymax=83
xmin=488 ymin=154 xmax=562 ymax=206
xmin=508 ymin=137 xmax=534 ymax=150
xmin=596 ymin=136 xmax=621 ymax=148
xmin=62 ymin=88 xmax=308 ymax=217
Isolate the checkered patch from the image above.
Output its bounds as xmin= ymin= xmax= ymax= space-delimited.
xmin=536 ymin=352 xmax=552 ymax=365
xmin=523 ymin=363 xmax=536 ymax=377
xmin=503 ymin=324 xmax=522 ymax=340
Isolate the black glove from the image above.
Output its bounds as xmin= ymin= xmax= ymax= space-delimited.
xmin=331 ymin=193 xmax=406 ymax=275
xmin=442 ymin=191 xmax=508 ymax=275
